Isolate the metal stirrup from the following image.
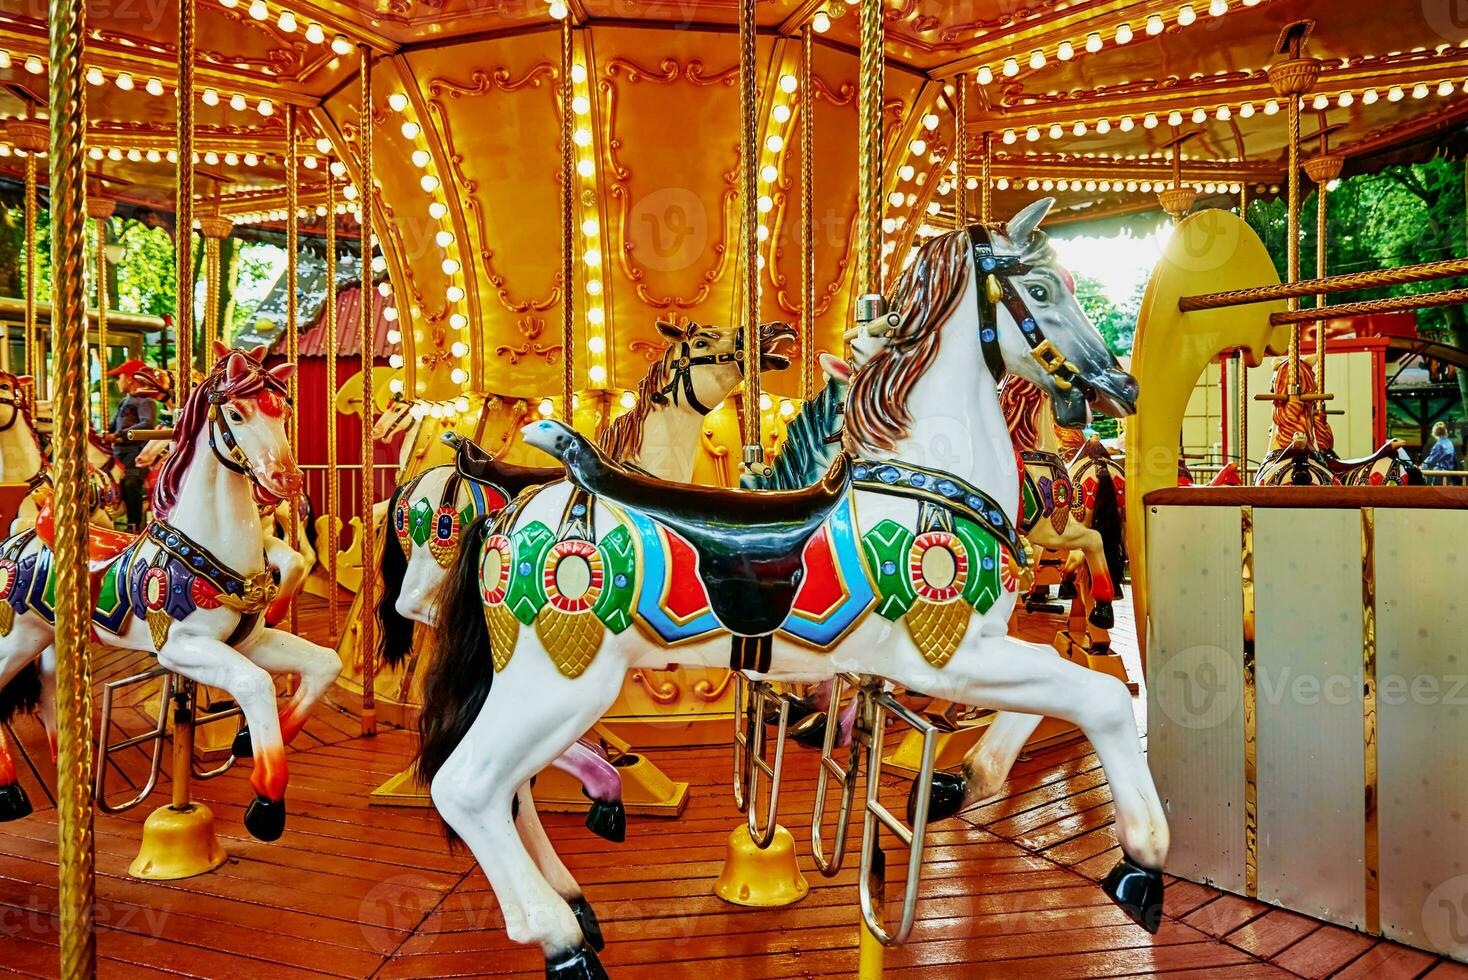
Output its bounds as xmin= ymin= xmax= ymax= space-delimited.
xmin=810 ymin=672 xmax=863 ymax=876
xmin=730 ymin=674 xmax=793 ymax=849
xmin=856 ymin=681 xmax=941 ymax=947
xmin=94 ymin=665 xmax=173 ymax=814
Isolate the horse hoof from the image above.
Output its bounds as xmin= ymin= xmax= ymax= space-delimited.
xmin=788 ymin=711 xmax=830 ymax=750
xmin=1101 ymin=854 xmax=1164 ymax=934
xmin=1024 ymin=586 xmax=1051 ymax=603
xmin=1056 ymin=581 xmax=1079 ymax=600
xmin=0 ymin=782 xmax=32 ymax=822
xmin=231 ymin=725 xmax=253 ymax=759
xmin=243 ymin=795 xmax=286 ymax=842
xmin=568 ymin=896 xmax=605 ymax=952
xmin=584 ymin=800 xmax=626 ymax=843
xmin=908 ymin=771 xmax=966 ymax=825
xmin=545 ymin=942 xmax=608 ymax=980
xmin=1089 ymin=601 xmax=1115 ymax=630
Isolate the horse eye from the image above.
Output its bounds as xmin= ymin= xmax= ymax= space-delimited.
xmin=695 ymin=340 xmax=708 ymax=348
xmin=229 ymin=410 xmax=244 ymax=422
xmin=1027 ymin=284 xmax=1050 ymax=303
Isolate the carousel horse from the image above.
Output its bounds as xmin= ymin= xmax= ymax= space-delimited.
xmin=1255 ymin=356 xmax=1423 ymax=486
xmin=0 ymin=372 xmax=121 ymax=532
xmin=0 ymin=343 xmax=341 ymax=838
xmin=418 ymin=200 xmax=1168 ymax=977
xmin=376 ymin=318 xmax=797 ymax=846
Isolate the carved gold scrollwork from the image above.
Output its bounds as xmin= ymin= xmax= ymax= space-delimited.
xmin=693 ymin=672 xmax=734 ymax=702
xmin=630 ymin=669 xmax=681 ymax=705
xmin=495 ymin=315 xmax=564 ymax=366
xmin=813 ymin=77 xmax=857 ymax=106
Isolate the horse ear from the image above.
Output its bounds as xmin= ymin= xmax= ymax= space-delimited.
xmin=1005 ymin=197 xmax=1054 ymax=246
xmin=212 ymin=339 xmax=231 ymax=360
xmin=819 ymin=352 xmax=851 ymax=383
xmin=268 ymin=363 xmax=297 ymax=383
xmin=655 ymin=320 xmax=684 ymax=340
xmin=248 ymin=345 xmax=269 ymax=362
xmin=226 ymin=352 xmax=250 ymax=382
xmin=15 ymin=375 xmax=32 ymax=386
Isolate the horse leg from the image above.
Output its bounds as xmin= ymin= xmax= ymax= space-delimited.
xmin=0 ymin=617 xmax=55 ymax=819
xmin=515 ymin=781 xmax=605 ymax=952
xmin=887 ymin=632 xmax=1168 ymax=931
xmin=156 ymin=632 xmax=291 ymax=842
xmin=263 ymin=536 xmax=306 ymax=627
xmin=236 ymin=627 xmax=342 ymax=749
xmin=550 ymin=740 xmax=625 ymax=843
xmin=1038 ymin=523 xmax=1115 ymax=629
xmin=35 ymin=645 xmax=56 ymax=761
xmin=429 ymin=644 xmax=623 ymax=977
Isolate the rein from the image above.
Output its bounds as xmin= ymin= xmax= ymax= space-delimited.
xmin=647 ymin=331 xmax=747 ymax=416
xmin=968 ymin=225 xmax=1092 ymax=400
xmin=205 ymin=386 xmax=288 ymax=508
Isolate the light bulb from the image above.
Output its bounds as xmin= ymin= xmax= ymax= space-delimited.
xmin=766 ymin=134 xmax=784 ymax=152
xmin=1096 ymin=118 xmax=1111 ymax=133
xmin=278 ymin=10 xmax=296 ymax=31
xmin=1264 ymin=99 xmax=1280 ymax=113
xmin=1048 ymin=123 xmax=1063 ymax=139
xmin=1362 ymin=89 xmax=1379 ymax=105
xmin=1178 ymin=4 xmax=1196 ymax=26
xmin=548 ymin=1 xmax=568 ymax=18
xmin=451 ymin=341 xmax=469 ymax=357
xmin=386 ymin=328 xmax=402 ymax=343
xmin=412 ymin=149 xmax=430 ymax=167
xmin=588 ymin=336 xmax=606 ymax=353
xmin=1026 ymin=127 xmax=1040 ymax=141
xmin=1142 ymin=113 xmax=1158 ymax=128
xmin=1057 ymin=41 xmax=1074 ymax=60
xmin=202 ymin=87 xmax=220 ymax=105
xmin=1029 ymin=49 xmax=1045 ymax=70
xmin=779 ymin=74 xmax=798 ymax=94
xmin=420 ymin=174 xmax=440 ymax=192
xmin=1072 ymin=120 xmax=1087 ymax=136
xmin=620 ymin=390 xmax=636 ymax=409
xmin=446 ymin=285 xmax=465 ymax=302
xmin=450 ymin=313 xmax=467 ymax=329
xmin=305 ymin=23 xmax=325 ymax=43
xmin=1003 ymin=57 xmax=1019 ymax=76
xmin=812 ymin=10 xmax=830 ymax=32
xmin=441 ymin=258 xmax=460 ymax=275
xmin=388 ymin=378 xmax=404 ymax=394
xmin=451 ymin=368 xmax=468 ymax=384
xmin=773 ymin=103 xmax=791 ymax=123
xmin=86 ymin=66 xmax=104 ymax=85
xmin=1002 ymin=130 xmax=1017 ymax=144
xmin=577 ymin=158 xmax=595 ymax=177
xmin=761 ymin=164 xmax=779 ymax=182
xmin=757 ymin=195 xmax=773 ymax=213
xmin=1338 ymin=91 xmax=1354 ymax=107
xmin=145 ymin=77 xmax=164 ymax=96
xmin=1239 ymin=102 xmax=1255 ymax=117
xmin=332 ymin=36 xmax=353 ymax=56
xmin=1192 ymin=107 xmax=1207 ymax=122
xmin=316 ymin=137 xmax=332 ymax=153
xmin=588 ymin=365 xmax=607 ymax=384
xmin=429 ymin=201 xmax=447 ymax=219
xmin=587 ymin=307 xmax=605 ymax=325
xmin=388 ymin=92 xmax=408 ymax=112
xmin=586 ymin=279 xmax=602 ymax=296
xmin=401 ymin=121 xmax=421 ymax=139
xmin=1312 ymin=93 xmax=1329 ymax=109
xmin=584 ymin=248 xmax=602 ymax=266
xmin=539 ymin=399 xmax=554 ymax=417
xmin=115 ymin=71 xmax=134 ymax=90
xmin=582 ymin=218 xmax=599 ymax=237
xmin=976 ymin=66 xmax=994 ymax=85
xmin=1146 ymin=14 xmax=1164 ymax=34
xmin=1209 ymin=0 xmax=1227 ymax=13
xmin=923 ymin=113 xmax=939 ymax=131
xmin=1167 ymin=110 xmax=1182 ymax=126
xmin=248 ymin=0 xmax=266 ymax=19
xmin=1085 ymin=32 xmax=1103 ymax=52
xmin=571 ymin=64 xmax=587 ymax=84
xmin=230 ymin=93 xmax=247 ymax=111
xmin=258 ymin=99 xmax=273 ymax=115
xmin=388 ymin=353 xmax=404 ymax=369
xmin=1216 ymin=105 xmax=1231 ymax=120
xmin=909 ymin=138 xmax=926 ymax=154
xmin=1116 ymin=23 xmax=1133 ymax=44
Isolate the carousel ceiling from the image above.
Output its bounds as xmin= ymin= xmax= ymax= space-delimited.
xmin=1 ymin=0 xmax=1466 ymax=402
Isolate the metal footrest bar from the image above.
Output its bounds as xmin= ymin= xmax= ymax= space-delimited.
xmin=857 ymin=682 xmax=940 ymax=948
xmin=731 ymin=673 xmax=796 ymax=849
xmin=192 ymin=700 xmax=243 ymax=780
xmin=94 ymin=665 xmax=173 ymax=815
xmin=811 ymin=672 xmax=864 ymax=876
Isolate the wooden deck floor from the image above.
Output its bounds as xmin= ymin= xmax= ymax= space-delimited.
xmin=1 ymin=599 xmax=1464 ymax=978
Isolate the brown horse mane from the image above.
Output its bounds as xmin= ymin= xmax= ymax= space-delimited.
xmin=999 ymin=376 xmax=1045 ymax=451
xmin=598 ymin=321 xmax=721 ymax=463
xmin=1268 ymin=356 xmax=1334 ymax=452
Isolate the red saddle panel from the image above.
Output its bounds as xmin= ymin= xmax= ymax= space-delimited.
xmin=36 ymin=497 xmax=138 ymax=562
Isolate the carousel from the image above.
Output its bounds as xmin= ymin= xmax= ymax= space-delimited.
xmin=0 ymin=0 xmax=1466 ymax=976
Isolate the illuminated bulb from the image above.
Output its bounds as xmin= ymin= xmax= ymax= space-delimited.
xmin=898 ymin=164 xmax=914 ymax=181
xmin=204 ymin=151 xmax=219 ymax=165
xmin=436 ymin=230 xmax=454 ymax=247
xmin=1216 ymin=104 xmax=1231 ymax=120
xmin=429 ymin=201 xmax=447 ymax=218
xmin=1041 ymin=179 xmax=1054 ymax=191
xmin=108 ymin=147 xmax=123 ymax=160
xmin=115 ymin=71 xmax=134 ymax=90
xmin=1086 ymin=32 xmax=1103 ymax=53
xmin=909 ymin=138 xmax=926 ymax=154
xmin=761 ymin=163 xmax=779 ymax=182
xmin=1048 ymin=123 xmax=1063 ymax=139
xmin=451 ymin=341 xmax=469 ymax=357
xmin=1178 ymin=4 xmax=1196 ymax=26
xmin=573 ymin=128 xmax=591 ymax=147
xmin=371 ymin=255 xmax=387 ymax=273
xmin=1003 ymin=57 xmax=1019 ymax=76
xmin=278 ymin=10 xmax=296 ymax=31
xmin=441 ymin=258 xmax=460 ymax=275
xmin=401 ymin=120 xmax=421 ymax=139
xmin=1440 ymin=80 xmax=1455 ymax=96
xmin=1057 ymin=40 xmax=1074 ymax=60
xmin=577 ymin=158 xmax=595 ymax=177
xmin=766 ymin=134 xmax=784 ymax=152
xmin=420 ymin=174 xmax=439 ymax=192
xmin=386 ymin=328 xmax=402 ymax=343
xmin=230 ymin=93 xmax=247 ymax=111
xmin=1239 ymin=102 xmax=1255 ymax=117
xmin=305 ymin=23 xmax=325 ymax=43
xmin=757 ymin=195 xmax=773 ymax=213
xmin=145 ymin=77 xmax=164 ymax=96
xmin=572 ymin=95 xmax=590 ymax=114
xmin=976 ymin=65 xmax=994 ymax=85
xmin=588 ymin=365 xmax=607 ymax=384
xmin=451 ymin=368 xmax=468 ymax=384
xmin=1209 ymin=0 xmax=1227 ymax=13
xmin=387 ymin=92 xmax=408 ymax=113
xmin=888 ymin=191 xmax=905 ymax=206
xmin=1192 ymin=107 xmax=1207 ymax=122
xmin=411 ymin=149 xmax=430 ymax=167
xmin=812 ymin=10 xmax=830 ymax=32
xmin=126 ymin=148 xmax=142 ymax=162
xmin=926 ymin=201 xmax=940 ymax=215
xmin=388 ymin=354 xmax=404 ymax=369
xmin=446 ymin=285 xmax=465 ymax=302
xmin=87 ymin=66 xmax=104 ymax=85
xmin=584 ymin=248 xmax=602 ymax=266
xmin=1167 ymin=110 xmax=1182 ymax=126
xmin=571 ymin=64 xmax=587 ymax=84
xmin=388 ymin=378 xmax=404 ymax=394
xmin=1142 ymin=113 xmax=1158 ymax=128
xmin=225 ymin=151 xmax=240 ymax=165
xmin=586 ymin=279 xmax=602 ymax=296
xmin=539 ymin=399 xmax=554 ymax=417
xmin=882 ymin=217 xmax=897 ymax=234
xmin=773 ymin=103 xmax=791 ymax=123
xmin=248 ymin=0 xmax=266 ymax=19
xmin=1072 ymin=121 xmax=1087 ymax=136
xmin=1096 ymin=118 xmax=1111 ymax=133
xmin=1056 ymin=180 xmax=1069 ymax=191
xmin=258 ymin=99 xmax=273 ymax=115
xmin=1362 ymin=88 xmax=1379 ymax=105
xmin=449 ymin=313 xmax=468 ymax=329
xmin=1115 ymin=23 xmax=1133 ymax=43
xmin=620 ymin=390 xmax=636 ymax=409
xmin=1413 ymin=82 xmax=1429 ymax=99
xmin=759 ymin=393 xmax=773 ymax=411
xmin=995 ymin=177 xmax=1009 ymax=190
xmin=1026 ymin=126 xmax=1040 ymax=141
xmin=587 ymin=307 xmax=605 ymax=326
xmin=1388 ymin=86 xmax=1404 ymax=101
xmin=780 ymin=74 xmax=798 ymax=94
xmin=315 ymin=137 xmax=332 ymax=154
xmin=588 ymin=336 xmax=606 ymax=353
xmin=1146 ymin=14 xmax=1164 ymax=34
xmin=923 ymin=113 xmax=940 ymax=131
xmin=1002 ymin=129 xmax=1017 ymax=144
xmin=332 ymin=36 xmax=353 ymax=55
xmin=146 ymin=149 xmax=161 ymax=162
xmin=166 ymin=149 xmax=178 ymax=163
xmin=1264 ymin=99 xmax=1279 ymax=114
xmin=455 ymin=397 xmax=470 ymax=413
xmin=1119 ymin=116 xmax=1135 ymax=131
xmin=1338 ymin=91 xmax=1354 ymax=107
xmin=549 ymin=1 xmax=568 ymax=19
xmin=1312 ymin=93 xmax=1328 ymax=109
xmin=1029 ymin=49 xmax=1045 ymax=69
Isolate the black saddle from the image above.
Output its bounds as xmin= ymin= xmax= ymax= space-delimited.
xmin=553 ymin=430 xmax=851 ymax=640
xmin=451 ymin=435 xmax=564 ymax=499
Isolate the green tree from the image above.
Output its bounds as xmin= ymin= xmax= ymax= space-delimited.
xmin=1074 ymin=274 xmax=1143 ymax=357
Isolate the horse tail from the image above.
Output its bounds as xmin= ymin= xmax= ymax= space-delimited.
xmin=377 ymin=485 xmax=417 ymax=670
xmin=417 ymin=514 xmax=493 ymax=844
xmin=0 ymin=660 xmax=41 ymax=725
xmin=1091 ymin=465 xmax=1126 ymax=600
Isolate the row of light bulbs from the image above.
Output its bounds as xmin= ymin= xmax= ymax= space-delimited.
xmin=531 ymin=389 xmax=802 ymax=418
xmin=566 ymin=58 xmax=612 ymax=389
xmin=215 ymin=0 xmax=355 ymax=54
xmin=755 ymin=72 xmax=805 ymax=277
xmin=971 ymin=0 xmax=1258 ymax=87
xmin=229 ymin=203 xmax=362 ymax=224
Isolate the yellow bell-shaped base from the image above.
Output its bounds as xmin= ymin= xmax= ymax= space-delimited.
xmin=128 ymin=803 xmax=228 ymax=881
xmin=713 ymin=824 xmax=809 ymax=907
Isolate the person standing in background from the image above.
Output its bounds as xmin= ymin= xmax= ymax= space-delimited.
xmin=1420 ymin=420 xmax=1458 ymax=486
xmin=106 ymin=359 xmax=158 ymax=531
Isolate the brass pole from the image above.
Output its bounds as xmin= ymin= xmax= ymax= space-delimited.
xmin=169 ymin=681 xmax=196 ymax=809
xmin=24 ymin=154 xmax=37 ymax=384
xmin=1315 ymin=177 xmax=1327 ymax=398
xmin=176 ymin=0 xmax=195 ymax=401
xmin=95 ymin=212 xmax=109 ymax=423
xmin=954 ymin=74 xmax=967 ymax=229
xmin=979 ymin=130 xmax=992 ymax=224
xmin=1235 ymin=349 xmax=1248 ymax=482
xmin=560 ymin=19 xmax=575 ymax=423
xmin=738 ymin=0 xmax=761 ymax=466
xmin=285 ymin=106 xmax=301 ymax=635
xmin=1269 ymin=286 xmax=1468 ymax=326
xmin=1180 ymin=255 xmax=1468 ymax=311
xmin=202 ymin=237 xmax=218 ymax=353
xmin=1239 ymin=181 xmax=1250 ymax=222
xmin=1284 ymin=96 xmax=1303 ymax=393
xmin=48 ymin=0 xmax=97 ymax=968
xmin=857 ymin=0 xmax=883 ymax=298
xmin=358 ymin=46 xmax=377 ymax=737
xmin=325 ymin=180 xmax=339 ymax=645
xmin=800 ymin=25 xmax=815 ymax=402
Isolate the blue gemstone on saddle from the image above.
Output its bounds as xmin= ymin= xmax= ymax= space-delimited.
xmin=192 ymin=555 xmax=205 ymax=567
xmin=614 ymin=573 xmax=627 ymax=588
xmin=989 ymin=508 xmax=1004 ymax=524
xmin=938 ymin=480 xmax=959 ymax=498
xmin=982 ymin=556 xmax=995 ymax=570
xmin=981 ymin=328 xmax=996 ymax=342
xmin=881 ymin=560 xmax=897 ymax=575
xmin=980 ymin=256 xmax=996 ymax=271
xmin=572 ymin=503 xmax=586 ymax=517
xmin=165 ymin=534 xmax=179 ymax=547
xmin=853 ymin=464 xmax=870 ymax=480
xmin=877 ymin=466 xmax=900 ymax=485
xmin=518 ymin=561 xmax=532 ymax=575
xmin=910 ymin=472 xmax=926 ymax=487
xmin=967 ymin=494 xmax=983 ymax=509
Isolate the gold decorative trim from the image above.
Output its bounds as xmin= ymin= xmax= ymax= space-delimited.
xmin=1361 ymin=507 xmax=1379 ymax=932
xmin=1241 ymin=504 xmax=1257 ymax=897
xmin=630 ymin=669 xmax=681 ymax=705
xmin=693 ymin=672 xmax=735 ymax=702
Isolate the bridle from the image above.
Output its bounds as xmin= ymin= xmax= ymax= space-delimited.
xmin=0 ymin=379 xmax=32 ymax=434
xmin=647 ymin=326 xmax=748 ymax=416
xmin=968 ymin=225 xmax=1093 ymax=400
xmin=206 ymin=380 xmax=292 ymax=506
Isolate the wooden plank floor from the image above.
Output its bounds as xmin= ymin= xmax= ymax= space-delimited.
xmin=1 ymin=598 xmax=1463 ymax=978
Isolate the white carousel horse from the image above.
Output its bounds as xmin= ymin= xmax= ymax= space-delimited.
xmin=0 ymin=371 xmax=121 ymax=533
xmin=417 ymin=199 xmax=1168 ymax=977
xmin=375 ymin=319 xmax=796 ymax=847
xmin=0 ymin=343 xmax=341 ymax=837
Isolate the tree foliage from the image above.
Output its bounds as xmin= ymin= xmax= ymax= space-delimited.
xmin=1073 ymin=274 xmax=1145 ymax=357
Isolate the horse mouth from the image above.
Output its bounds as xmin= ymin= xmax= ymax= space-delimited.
xmin=1088 ymin=370 xmax=1140 ymax=418
xmin=758 ymin=321 xmax=798 ymax=371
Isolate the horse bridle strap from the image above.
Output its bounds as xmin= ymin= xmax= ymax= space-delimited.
xmin=648 ymin=333 xmax=747 ymax=416
xmin=967 ymin=225 xmax=1083 ymax=394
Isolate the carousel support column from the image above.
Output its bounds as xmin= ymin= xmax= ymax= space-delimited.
xmin=979 ymin=130 xmax=992 ymax=224
xmin=1303 ymin=129 xmax=1342 ymax=407
xmin=1235 ymin=349 xmax=1248 ymax=479
xmin=176 ymin=0 xmax=195 ymax=402
xmin=46 ymin=0 xmax=96 ymax=970
xmin=6 ymin=121 xmax=49 ymax=391
xmin=88 ymin=196 xmax=116 ymax=420
xmin=737 ymin=0 xmax=763 ymax=476
xmin=800 ymin=24 xmax=815 ymax=401
xmin=285 ymin=105 xmax=301 ymax=635
xmin=1265 ymin=48 xmax=1320 ymax=402
xmin=324 ymin=181 xmax=340 ymax=644
xmin=358 ymin=46 xmax=378 ymax=738
xmin=198 ymin=217 xmax=232 ymax=352
xmin=560 ymin=18 xmax=575 ymax=423
xmin=953 ymin=74 xmax=967 ymax=230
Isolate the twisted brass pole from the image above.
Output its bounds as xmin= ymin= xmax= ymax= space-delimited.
xmin=1236 ymin=350 xmax=1248 ymax=481
xmin=24 ymin=154 xmax=36 ymax=383
xmin=95 ymin=215 xmax=109 ymax=422
xmin=954 ymin=75 xmax=967 ymax=229
xmin=48 ymin=0 xmax=96 ymax=970
xmin=325 ymin=179 xmax=340 ymax=645
xmin=358 ymin=46 xmax=377 ymax=737
xmin=980 ymin=130 xmax=992 ymax=223
xmin=857 ymin=0 xmax=883 ymax=298
xmin=737 ymin=0 xmax=761 ymax=465
xmin=560 ymin=19 xmax=575 ymax=423
xmin=177 ymin=0 xmax=195 ymax=400
xmin=285 ymin=105 xmax=301 ymax=635
xmin=1285 ymin=95 xmax=1302 ymax=394
xmin=202 ymin=237 xmax=218 ymax=354
xmin=800 ymin=25 xmax=815 ymax=403
xmin=1315 ymin=174 xmax=1328 ymax=399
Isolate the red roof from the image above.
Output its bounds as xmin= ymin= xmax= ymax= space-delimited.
xmin=276 ymin=280 xmax=400 ymax=360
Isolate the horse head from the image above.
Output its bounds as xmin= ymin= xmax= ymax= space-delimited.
xmin=0 ymin=372 xmax=35 ymax=434
xmin=983 ymin=198 xmax=1138 ymax=428
xmin=374 ymin=394 xmax=418 ymax=442
xmin=643 ymin=318 xmax=797 ymax=415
